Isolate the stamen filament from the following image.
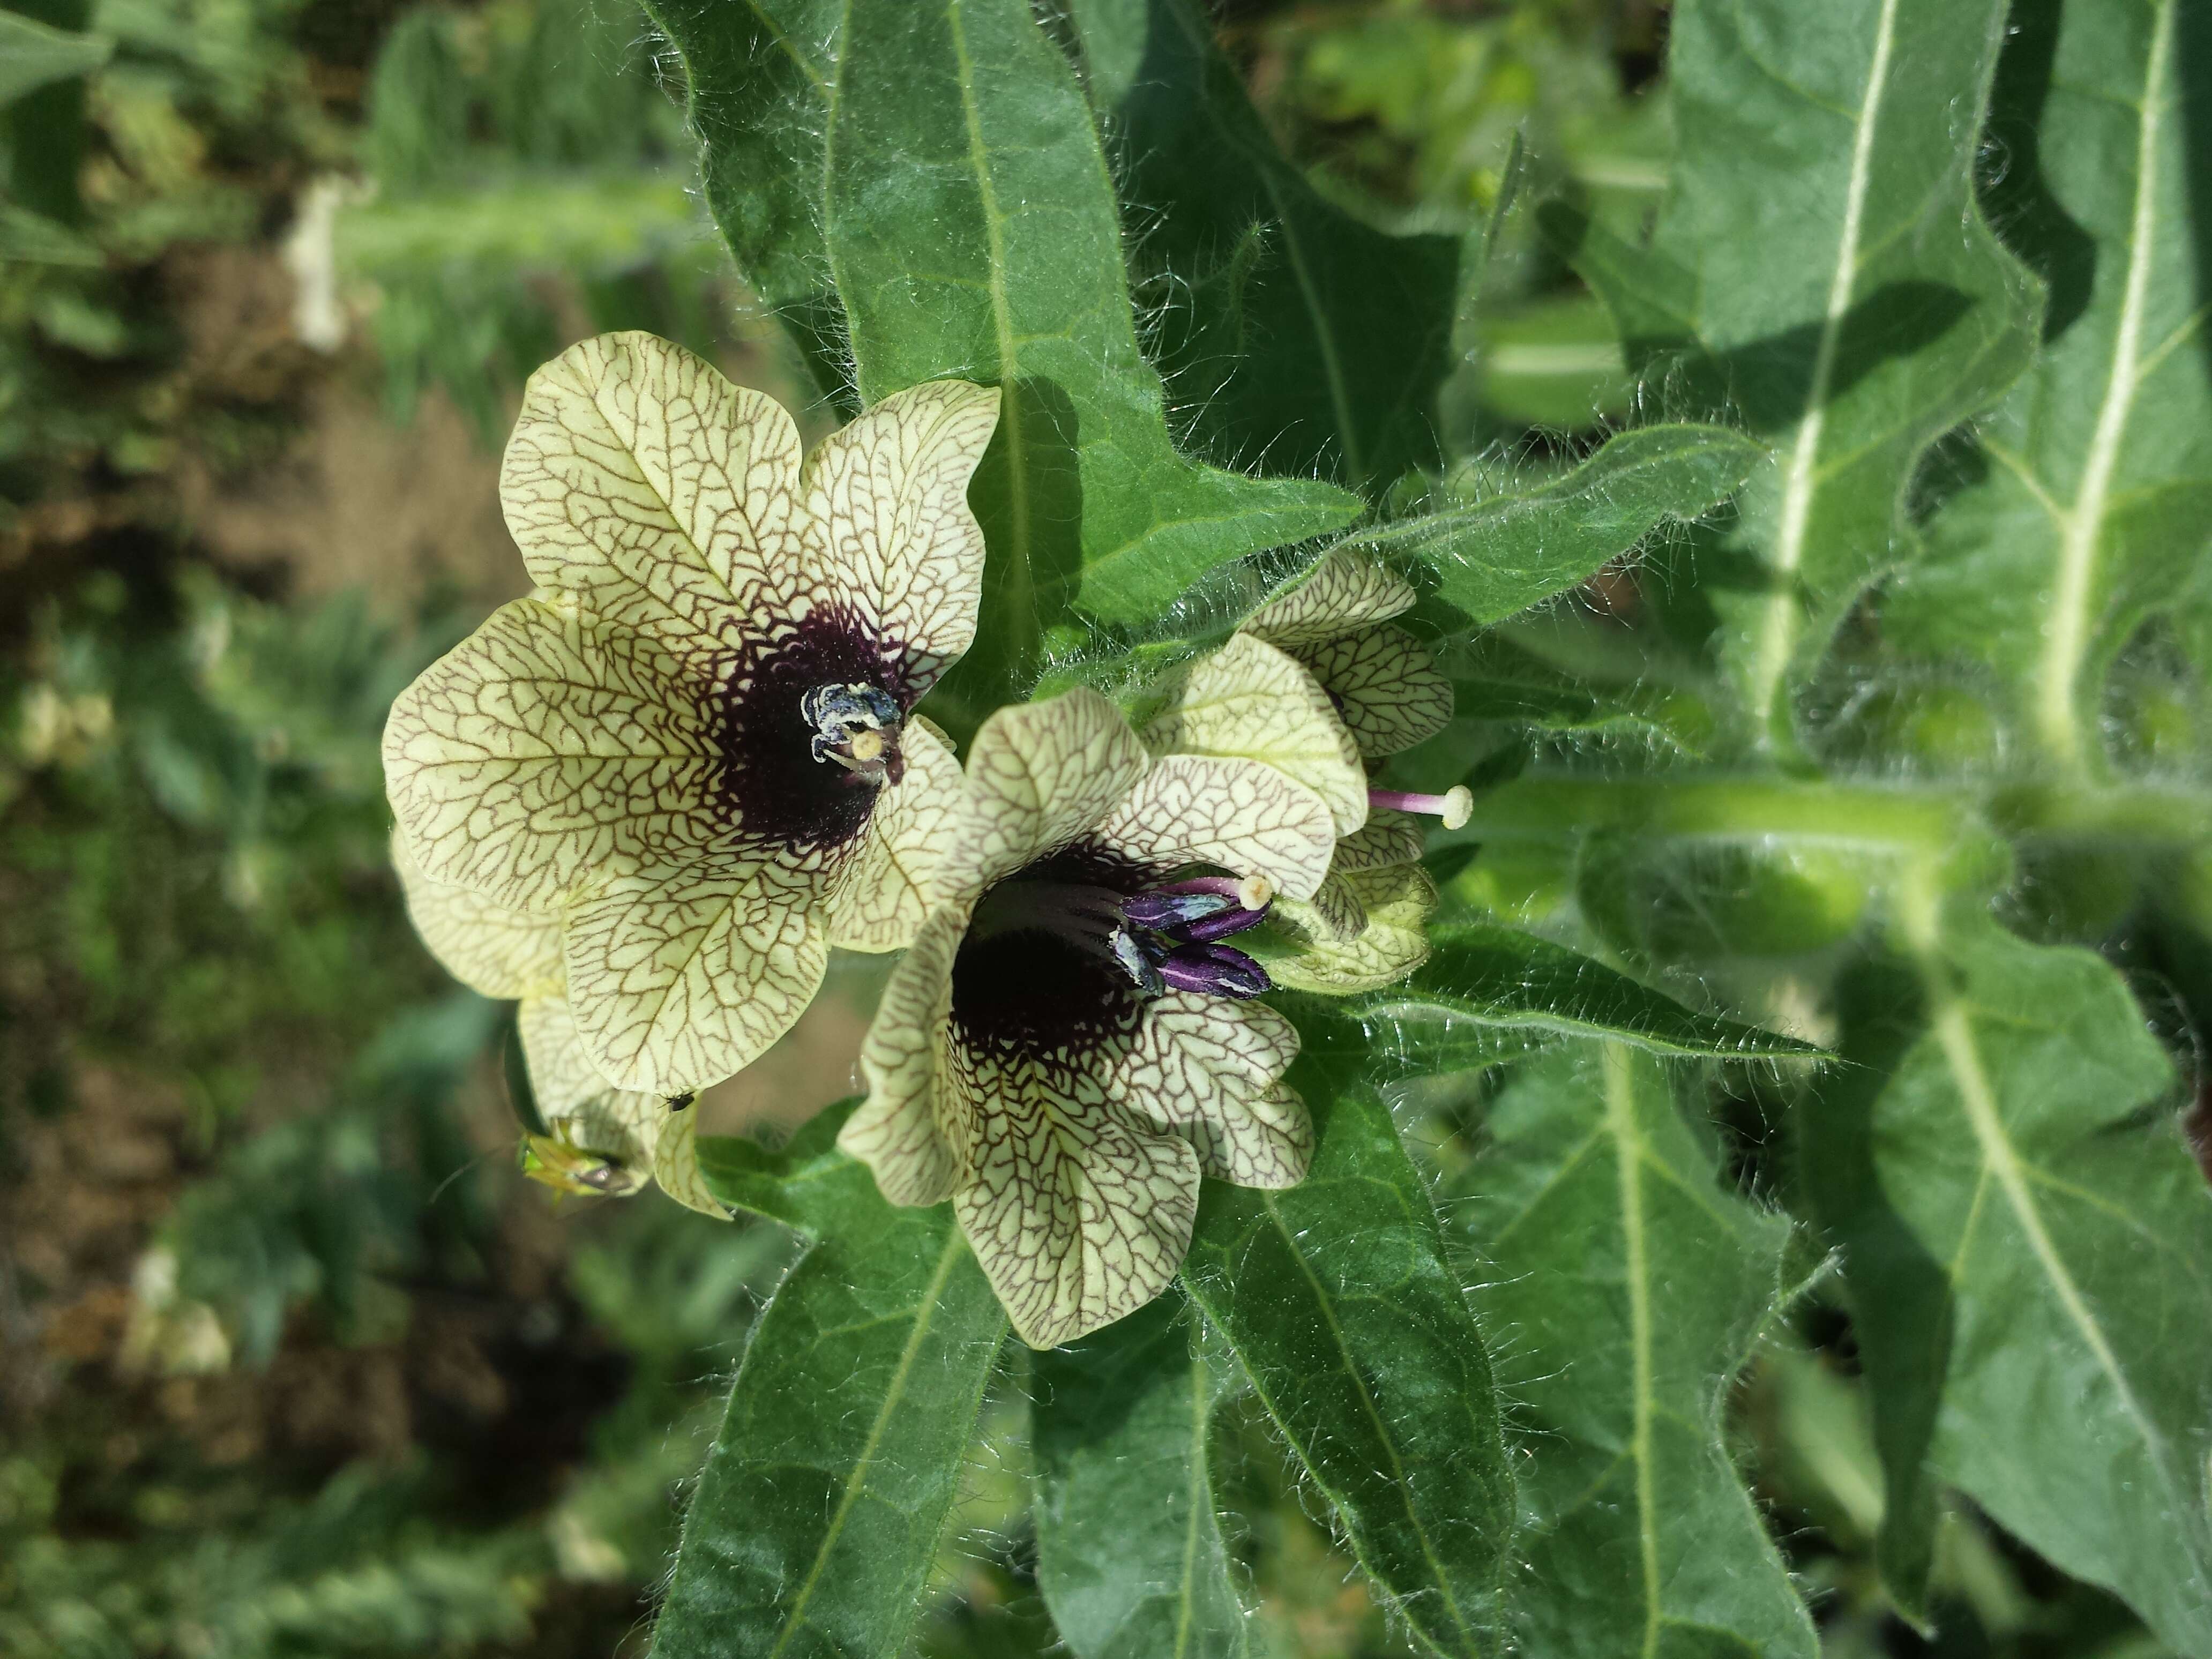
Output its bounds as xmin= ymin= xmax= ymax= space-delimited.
xmin=1369 ymin=786 xmax=1473 ymax=830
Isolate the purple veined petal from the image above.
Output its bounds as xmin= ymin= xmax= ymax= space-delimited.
xmin=1156 ymin=944 xmax=1271 ymax=1000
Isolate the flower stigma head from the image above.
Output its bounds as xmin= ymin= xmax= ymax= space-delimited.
xmin=1368 ymin=784 xmax=1473 ymax=830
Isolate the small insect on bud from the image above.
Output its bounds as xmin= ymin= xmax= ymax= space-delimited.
xmin=666 ymin=1092 xmax=696 ymax=1113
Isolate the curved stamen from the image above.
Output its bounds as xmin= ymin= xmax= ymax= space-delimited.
xmin=1369 ymin=785 xmax=1472 ymax=829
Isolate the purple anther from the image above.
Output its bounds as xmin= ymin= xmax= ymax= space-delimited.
xmin=1165 ymin=901 xmax=1269 ymax=946
xmin=1124 ymin=890 xmax=1237 ymax=931
xmin=1109 ymin=927 xmax=1166 ymax=997
xmin=1156 ymin=944 xmax=1271 ymax=999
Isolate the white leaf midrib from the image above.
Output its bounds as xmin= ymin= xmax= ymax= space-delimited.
xmin=2034 ymin=0 xmax=2175 ymax=770
xmin=1746 ymin=0 xmax=1902 ymax=748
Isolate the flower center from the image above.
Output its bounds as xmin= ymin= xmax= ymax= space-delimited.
xmin=952 ymin=849 xmax=1273 ymax=1058
xmin=710 ymin=602 xmax=913 ymax=853
xmin=801 ymin=681 xmax=906 ymax=788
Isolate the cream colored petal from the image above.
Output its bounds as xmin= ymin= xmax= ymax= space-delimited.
xmin=1141 ymin=632 xmax=1367 ymax=838
xmin=1259 ymin=861 xmax=1437 ymax=993
xmin=652 ymin=1111 xmax=732 ymax=1219
xmin=1242 ymin=547 xmax=1415 ymax=645
xmin=1109 ymin=995 xmax=1310 ymax=1190
xmin=503 ymin=332 xmax=810 ymax=651
xmin=941 ymin=688 xmax=1152 ymax=898
xmin=382 ymin=596 xmax=722 ymax=911
xmin=562 ymin=861 xmax=829 ymax=1094
xmin=391 ymin=831 xmax=563 ymax=998
xmin=519 ymin=994 xmax=633 ymax=1122
xmin=1305 ymin=870 xmax=1369 ymax=941
xmin=1290 ymin=625 xmax=1453 ymax=758
xmin=951 ymin=1041 xmax=1200 ymax=1349
xmin=1333 ymin=810 xmax=1425 ymax=873
xmin=824 ymin=714 xmax=963 ymax=952
xmin=802 ymin=380 xmax=999 ymax=694
xmin=843 ymin=902 xmax=972 ymax=1206
xmin=1094 ymin=753 xmax=1336 ymax=903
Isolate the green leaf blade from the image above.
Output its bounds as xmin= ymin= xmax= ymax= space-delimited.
xmin=1178 ymin=1066 xmax=1514 ymax=1658
xmin=1459 ymin=1043 xmax=1817 ymax=1659
xmin=0 ymin=11 xmax=111 ymax=109
xmin=1560 ymin=0 xmax=2041 ymax=752
xmin=1034 ymin=1298 xmax=1251 ymax=1659
xmin=826 ymin=0 xmax=1362 ymax=636
xmin=1064 ymin=0 xmax=1461 ymax=491
xmin=1807 ymin=909 xmax=2212 ymax=1649
xmin=1363 ymin=424 xmax=1765 ymax=629
xmin=1343 ymin=924 xmax=1821 ymax=1062
xmin=1885 ymin=0 xmax=2212 ymax=771
xmin=660 ymin=1114 xmax=1007 ymax=1659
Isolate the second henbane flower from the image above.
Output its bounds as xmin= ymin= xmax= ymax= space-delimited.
xmin=840 ymin=688 xmax=1336 ymax=1348
xmin=384 ymin=332 xmax=999 ymax=1095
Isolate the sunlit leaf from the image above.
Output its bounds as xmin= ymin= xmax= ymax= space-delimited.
xmin=655 ymin=1106 xmax=1007 ymax=1659
xmin=1549 ymin=0 xmax=2042 ymax=754
xmin=1454 ymin=1042 xmax=1818 ymax=1658
xmin=1179 ymin=1063 xmax=1514 ymax=1658
xmin=1355 ymin=425 xmax=1763 ymax=629
xmin=1804 ymin=901 xmax=2212 ymax=1647
xmin=1033 ymin=1297 xmax=1251 ymax=1659
xmin=1882 ymin=0 xmax=2212 ymax=773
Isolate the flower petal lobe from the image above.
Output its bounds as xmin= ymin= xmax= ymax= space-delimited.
xmin=562 ymin=862 xmax=828 ymax=1093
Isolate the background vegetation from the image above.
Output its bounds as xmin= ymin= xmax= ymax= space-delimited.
xmin=1 ymin=1 xmax=2203 ymax=1655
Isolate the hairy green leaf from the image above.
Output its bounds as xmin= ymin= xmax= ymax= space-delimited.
xmin=1455 ymin=1042 xmax=1817 ymax=1658
xmin=1033 ymin=1297 xmax=1251 ymax=1659
xmin=1884 ymin=0 xmax=2212 ymax=774
xmin=1178 ymin=1064 xmax=1513 ymax=1658
xmin=1446 ymin=633 xmax=1710 ymax=754
xmin=1062 ymin=0 xmax=1460 ymax=491
xmin=831 ymin=0 xmax=1361 ymax=635
xmin=1550 ymin=0 xmax=2041 ymax=753
xmin=1356 ymin=425 xmax=1764 ymax=629
xmin=1804 ymin=895 xmax=2212 ymax=1647
xmin=1333 ymin=925 xmax=1822 ymax=1062
xmin=644 ymin=0 xmax=1359 ymax=662
xmin=636 ymin=0 xmax=849 ymax=401
xmin=656 ymin=1107 xmax=1006 ymax=1659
